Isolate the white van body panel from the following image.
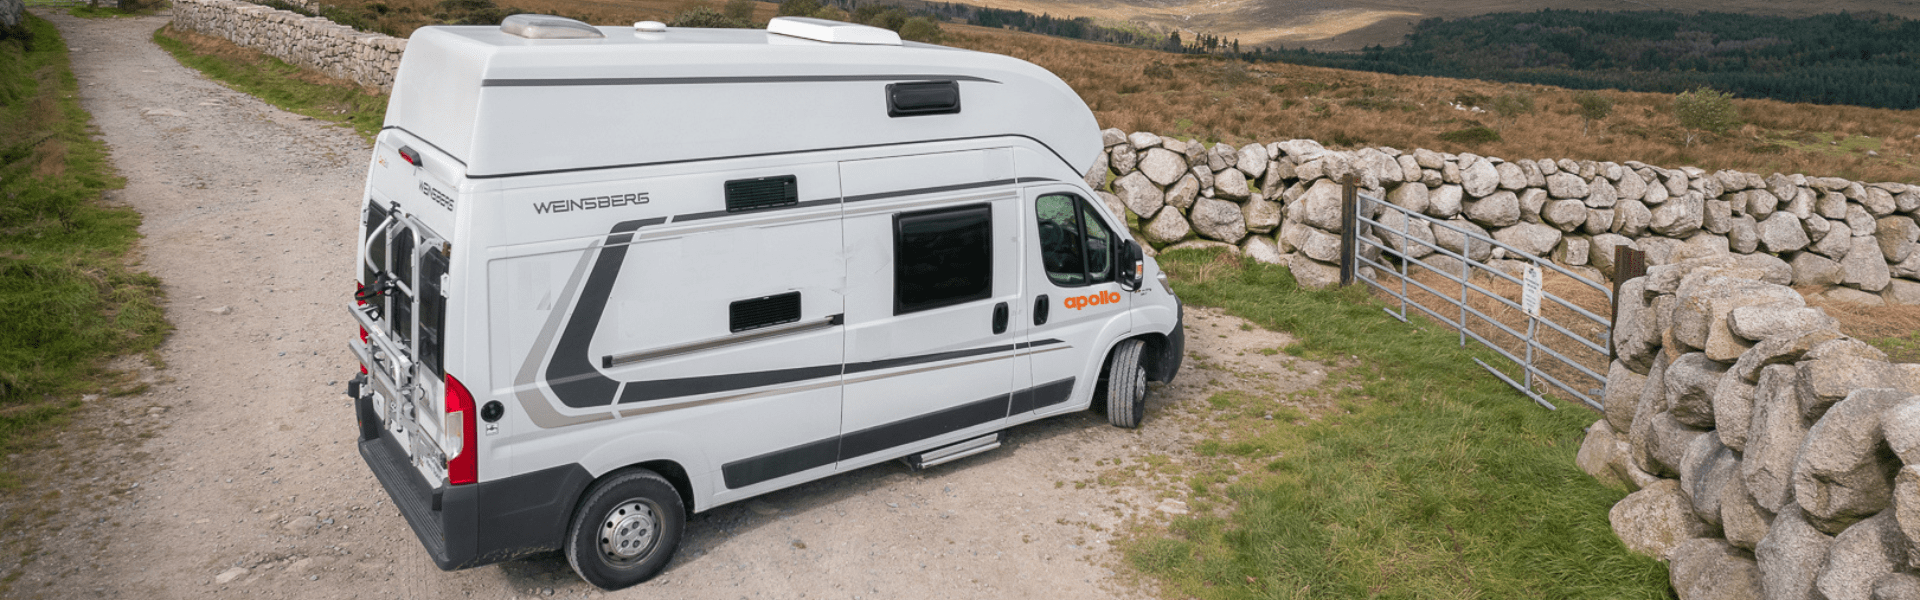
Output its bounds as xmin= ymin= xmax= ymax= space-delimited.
xmin=347 ymin=19 xmax=1182 ymax=573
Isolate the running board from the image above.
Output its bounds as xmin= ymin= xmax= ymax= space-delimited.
xmin=902 ymin=433 xmax=1002 ymax=471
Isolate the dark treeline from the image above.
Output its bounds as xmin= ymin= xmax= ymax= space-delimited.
xmin=1251 ymin=10 xmax=1920 ymax=110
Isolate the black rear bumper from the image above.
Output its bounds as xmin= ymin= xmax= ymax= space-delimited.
xmin=357 ymin=394 xmax=593 ymax=570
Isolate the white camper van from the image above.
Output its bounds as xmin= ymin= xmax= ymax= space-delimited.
xmin=345 ymin=14 xmax=1184 ymax=590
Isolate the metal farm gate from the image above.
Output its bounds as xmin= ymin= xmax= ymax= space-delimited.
xmin=1333 ymin=176 xmax=1645 ymax=411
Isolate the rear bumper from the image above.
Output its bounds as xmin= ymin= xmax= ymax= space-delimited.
xmin=356 ymin=390 xmax=594 ymax=571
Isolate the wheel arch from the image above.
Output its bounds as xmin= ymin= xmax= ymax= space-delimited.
xmin=587 ymin=460 xmax=697 ymax=515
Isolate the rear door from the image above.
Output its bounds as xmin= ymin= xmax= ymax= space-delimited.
xmin=1016 ymin=184 xmax=1130 ymax=418
xmin=836 ymin=149 xmax=1020 ymax=470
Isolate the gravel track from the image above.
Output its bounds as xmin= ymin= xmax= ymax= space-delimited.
xmin=8 ymin=12 xmax=1330 ymax=599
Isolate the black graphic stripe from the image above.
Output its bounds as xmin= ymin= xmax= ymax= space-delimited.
xmin=482 ymin=74 xmax=1000 ymax=87
xmin=720 ymin=438 xmax=840 ymax=492
xmin=718 ymin=377 xmax=1074 ymax=489
xmin=617 ymin=365 xmax=843 ymax=404
xmin=1007 ymin=377 xmax=1075 ymax=415
xmin=843 ymin=344 xmax=1016 ymax=375
xmin=542 ymin=220 xmax=1066 ymax=409
xmin=837 ymin=394 xmax=1009 ymax=462
xmin=547 ymin=218 xmax=665 ymax=408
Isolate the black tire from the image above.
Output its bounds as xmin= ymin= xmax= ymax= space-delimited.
xmin=565 ymin=469 xmax=685 ymax=591
xmin=1105 ymin=339 xmax=1148 ymax=429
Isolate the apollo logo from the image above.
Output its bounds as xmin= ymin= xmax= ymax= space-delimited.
xmin=1064 ymin=290 xmax=1122 ymax=311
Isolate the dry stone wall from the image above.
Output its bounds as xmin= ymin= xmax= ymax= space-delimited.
xmin=1091 ymin=128 xmax=1920 ymax=305
xmin=1575 ymin=249 xmax=1920 ymax=600
xmin=171 ymin=0 xmax=404 ymax=92
xmin=3 ymin=0 xmax=23 ymax=29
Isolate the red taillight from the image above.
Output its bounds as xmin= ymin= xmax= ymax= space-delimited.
xmin=444 ymin=374 xmax=478 ymax=486
xmin=356 ymin=283 xmax=369 ymax=374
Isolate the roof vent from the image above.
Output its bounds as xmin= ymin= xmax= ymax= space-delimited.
xmin=501 ymin=14 xmax=605 ymax=39
xmin=767 ymin=17 xmax=901 ymax=45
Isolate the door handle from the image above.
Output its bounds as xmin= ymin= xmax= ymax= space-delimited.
xmin=992 ymin=302 xmax=1009 ymax=335
xmin=1034 ymin=295 xmax=1050 ymax=325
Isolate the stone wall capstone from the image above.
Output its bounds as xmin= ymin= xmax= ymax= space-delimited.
xmin=170 ymin=0 xmax=403 ymax=92
xmin=1090 ymin=128 xmax=1920 ymax=305
xmin=1578 ymin=249 xmax=1920 ymax=600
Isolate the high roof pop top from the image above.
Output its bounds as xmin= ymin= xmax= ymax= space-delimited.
xmin=385 ymin=16 xmax=1100 ymax=179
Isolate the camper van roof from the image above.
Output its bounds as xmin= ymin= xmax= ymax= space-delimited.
xmin=385 ymin=21 xmax=1102 ymax=179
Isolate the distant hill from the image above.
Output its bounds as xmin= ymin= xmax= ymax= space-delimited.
xmin=1257 ymin=10 xmax=1920 ymax=110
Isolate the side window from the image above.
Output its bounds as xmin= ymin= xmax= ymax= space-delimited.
xmin=1035 ymin=193 xmax=1117 ymax=286
xmin=1082 ymin=204 xmax=1114 ymax=284
xmin=895 ymin=204 xmax=993 ymax=315
xmin=1036 ymin=195 xmax=1085 ymax=286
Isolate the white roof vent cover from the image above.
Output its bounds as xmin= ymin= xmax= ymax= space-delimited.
xmin=767 ymin=17 xmax=901 ymax=45
xmin=501 ymin=14 xmax=605 ymax=39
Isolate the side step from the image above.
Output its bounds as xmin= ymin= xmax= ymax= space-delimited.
xmin=902 ymin=433 xmax=1002 ymax=471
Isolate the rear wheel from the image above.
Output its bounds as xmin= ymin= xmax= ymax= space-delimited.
xmin=565 ymin=469 xmax=684 ymax=591
xmin=1104 ymin=339 xmax=1148 ymax=429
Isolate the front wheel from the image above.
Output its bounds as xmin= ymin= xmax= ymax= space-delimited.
xmin=565 ymin=469 xmax=685 ymax=591
xmin=1105 ymin=339 xmax=1148 ymax=429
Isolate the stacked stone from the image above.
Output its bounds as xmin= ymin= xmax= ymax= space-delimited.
xmin=171 ymin=0 xmax=404 ymax=92
xmin=1091 ymin=130 xmax=1920 ymax=304
xmin=1575 ymin=245 xmax=1920 ymax=600
xmin=2 ymin=0 xmax=23 ymax=29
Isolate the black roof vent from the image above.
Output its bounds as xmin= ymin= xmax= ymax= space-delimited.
xmin=888 ymin=81 xmax=961 ymax=117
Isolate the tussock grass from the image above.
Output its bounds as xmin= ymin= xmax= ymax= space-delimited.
xmin=152 ymin=25 xmax=388 ymax=141
xmin=1129 ymin=248 xmax=1668 ymax=599
xmin=0 ymin=14 xmax=169 ymax=485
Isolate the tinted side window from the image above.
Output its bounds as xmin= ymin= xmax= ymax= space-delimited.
xmin=1035 ymin=193 xmax=1117 ymax=286
xmin=1036 ymin=194 xmax=1086 ymax=286
xmin=1082 ymin=202 xmax=1114 ymax=284
xmin=895 ymin=205 xmax=993 ymax=315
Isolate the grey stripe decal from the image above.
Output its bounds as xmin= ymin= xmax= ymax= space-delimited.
xmin=675 ymin=197 xmax=841 ymax=223
xmin=461 ymin=135 xmax=1077 ymax=180
xmin=482 ymin=74 xmax=999 ymax=87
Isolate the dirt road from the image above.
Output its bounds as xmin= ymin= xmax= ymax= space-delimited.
xmin=6 ymin=12 xmax=1328 ymax=599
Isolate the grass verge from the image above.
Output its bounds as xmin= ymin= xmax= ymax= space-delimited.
xmin=0 ymin=13 xmax=169 ymax=486
xmin=1127 ymin=249 xmax=1669 ymax=599
xmin=152 ymin=24 xmax=387 ymax=141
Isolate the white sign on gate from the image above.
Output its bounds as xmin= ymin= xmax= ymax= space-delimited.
xmin=1521 ymin=264 xmax=1543 ymax=317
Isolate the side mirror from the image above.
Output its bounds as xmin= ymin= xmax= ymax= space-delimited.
xmin=1118 ymin=240 xmax=1145 ymax=291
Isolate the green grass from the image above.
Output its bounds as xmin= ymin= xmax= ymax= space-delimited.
xmin=0 ymin=14 xmax=169 ymax=485
xmin=1126 ymin=249 xmax=1669 ymax=599
xmin=1867 ymin=330 xmax=1920 ymax=364
xmin=152 ymin=25 xmax=387 ymax=141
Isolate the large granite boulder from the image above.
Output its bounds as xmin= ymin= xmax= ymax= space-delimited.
xmin=1745 ymin=365 xmax=1811 ymax=513
xmin=1670 ymin=538 xmax=1764 ymax=600
xmin=1114 ymin=171 xmax=1165 ymax=219
xmin=1666 ymin=352 xmax=1729 ymax=428
xmin=1792 ymin=388 xmax=1907 ymax=534
xmin=1815 ymin=511 xmax=1909 ymax=600
xmin=1756 ymin=504 xmax=1836 ymax=600
xmin=1611 ymin=479 xmax=1717 ymax=560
